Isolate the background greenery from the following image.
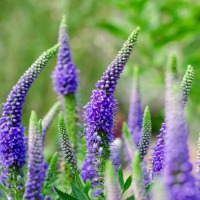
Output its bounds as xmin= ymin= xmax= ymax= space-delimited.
xmin=0 ymin=0 xmax=200 ymax=156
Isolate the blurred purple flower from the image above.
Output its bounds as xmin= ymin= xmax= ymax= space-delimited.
xmin=151 ymin=65 xmax=194 ymax=179
xmin=127 ymin=68 xmax=143 ymax=146
xmin=163 ymin=75 xmax=196 ymax=200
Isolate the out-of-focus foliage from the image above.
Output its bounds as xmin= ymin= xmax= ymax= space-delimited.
xmin=0 ymin=0 xmax=199 ymax=152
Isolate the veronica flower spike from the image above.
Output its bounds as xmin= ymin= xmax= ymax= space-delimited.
xmin=163 ymin=74 xmax=196 ymax=200
xmin=52 ymin=16 xmax=83 ymax=156
xmin=0 ymin=44 xmax=58 ymax=190
xmin=84 ymin=28 xmax=140 ymax=187
xmin=24 ymin=111 xmax=47 ymax=200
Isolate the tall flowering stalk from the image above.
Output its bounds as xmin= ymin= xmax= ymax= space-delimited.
xmin=151 ymin=60 xmax=194 ymax=178
xmin=163 ymin=73 xmax=196 ymax=199
xmin=52 ymin=16 xmax=84 ymax=157
xmin=24 ymin=112 xmax=47 ymax=200
xmin=83 ymin=28 xmax=140 ymax=188
xmin=127 ymin=67 xmax=143 ymax=147
xmin=0 ymin=45 xmax=58 ymax=189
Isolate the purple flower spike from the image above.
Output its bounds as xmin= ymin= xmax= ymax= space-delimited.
xmin=24 ymin=112 xmax=47 ymax=200
xmin=0 ymin=45 xmax=58 ymax=178
xmin=163 ymin=75 xmax=196 ymax=200
xmin=84 ymin=89 xmax=117 ymax=155
xmin=96 ymin=27 xmax=140 ymax=95
xmin=128 ymin=67 xmax=143 ymax=146
xmin=84 ymin=28 xmax=140 ymax=188
xmin=52 ymin=16 xmax=78 ymax=96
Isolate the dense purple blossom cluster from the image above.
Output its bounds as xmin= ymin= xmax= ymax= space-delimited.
xmin=84 ymin=89 xmax=117 ymax=155
xmin=52 ymin=18 xmax=78 ymax=96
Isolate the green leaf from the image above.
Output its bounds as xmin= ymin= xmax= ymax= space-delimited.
xmin=84 ymin=180 xmax=91 ymax=195
xmin=43 ymin=152 xmax=58 ymax=192
xmin=126 ymin=195 xmax=135 ymax=200
xmin=54 ymin=187 xmax=77 ymax=200
xmin=118 ymin=166 xmax=124 ymax=191
xmin=75 ymin=173 xmax=84 ymax=191
xmin=122 ymin=175 xmax=132 ymax=194
xmin=71 ymin=184 xmax=88 ymax=200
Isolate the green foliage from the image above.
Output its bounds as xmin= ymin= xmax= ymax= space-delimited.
xmin=83 ymin=180 xmax=91 ymax=196
xmin=138 ymin=106 xmax=152 ymax=160
xmin=42 ymin=152 xmax=58 ymax=193
xmin=126 ymin=195 xmax=135 ymax=200
xmin=71 ymin=184 xmax=89 ymax=200
xmin=54 ymin=187 xmax=78 ymax=200
xmin=118 ymin=166 xmax=124 ymax=191
xmin=123 ymin=175 xmax=132 ymax=194
xmin=117 ymin=165 xmax=132 ymax=196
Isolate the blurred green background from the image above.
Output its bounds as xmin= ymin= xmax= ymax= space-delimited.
xmin=0 ymin=0 xmax=200 ymax=156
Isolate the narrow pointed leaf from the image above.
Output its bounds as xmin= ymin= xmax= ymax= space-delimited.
xmin=126 ymin=196 xmax=135 ymax=200
xmin=54 ymin=187 xmax=77 ymax=200
xmin=71 ymin=184 xmax=88 ymax=200
xmin=118 ymin=166 xmax=124 ymax=191
xmin=122 ymin=175 xmax=132 ymax=194
xmin=84 ymin=180 xmax=91 ymax=196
